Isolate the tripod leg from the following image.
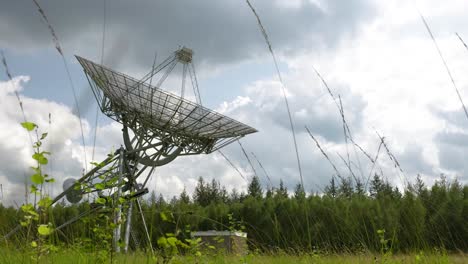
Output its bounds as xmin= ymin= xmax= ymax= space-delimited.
xmin=113 ymin=147 xmax=125 ymax=253
xmin=136 ymin=198 xmax=154 ymax=255
xmin=123 ymin=199 xmax=133 ymax=253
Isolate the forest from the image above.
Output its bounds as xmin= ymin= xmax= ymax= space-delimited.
xmin=1 ymin=173 xmax=466 ymax=255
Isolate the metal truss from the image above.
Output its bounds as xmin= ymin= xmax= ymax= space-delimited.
xmin=76 ymin=48 xmax=256 ymax=157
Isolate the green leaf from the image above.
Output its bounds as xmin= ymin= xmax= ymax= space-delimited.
xmin=48 ymin=245 xmax=58 ymax=253
xmin=38 ymin=196 xmax=52 ymax=208
xmin=160 ymin=212 xmax=168 ymax=221
xmin=31 ymin=241 xmax=37 ymax=248
xmin=32 ymin=153 xmax=48 ymax=165
xmin=95 ymin=183 xmax=105 ymax=190
xmin=30 ymin=185 xmax=38 ymax=193
xmin=40 ymin=133 xmax=48 ymax=140
xmin=157 ymin=237 xmax=168 ymax=248
xmin=160 ymin=211 xmax=175 ymax=223
xmin=30 ymin=166 xmax=40 ymax=174
xmin=21 ymin=122 xmax=37 ymax=132
xmin=34 ymin=141 xmax=42 ymax=148
xmin=96 ymin=197 xmax=106 ymax=204
xmin=38 ymin=224 xmax=53 ymax=236
xmin=31 ymin=173 xmax=45 ymax=185
xmin=21 ymin=204 xmax=34 ymax=213
xmin=45 ymin=178 xmax=55 ymax=183
xmin=30 ymin=211 xmax=39 ymax=218
xmin=167 ymin=237 xmax=178 ymax=247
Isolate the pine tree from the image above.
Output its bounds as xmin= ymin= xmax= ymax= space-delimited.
xmin=209 ymin=179 xmax=221 ymax=202
xmin=324 ymin=176 xmax=337 ymax=198
xmin=149 ymin=190 xmax=157 ymax=205
xmin=193 ymin=176 xmax=210 ymax=206
xmin=157 ymin=194 xmax=166 ymax=206
xmin=414 ymin=174 xmax=427 ymax=196
xmin=276 ymin=179 xmax=288 ymax=198
xmin=220 ymin=186 xmax=229 ymax=203
xmin=355 ymin=178 xmax=365 ymax=196
xmin=247 ymin=175 xmax=263 ymax=198
xmin=370 ymin=174 xmax=383 ymax=198
xmin=265 ymin=187 xmax=274 ymax=198
xmin=179 ymin=187 xmax=190 ymax=204
xmin=338 ymin=177 xmax=353 ymax=198
xmin=293 ymin=183 xmax=305 ymax=200
xmin=230 ymin=188 xmax=240 ymax=203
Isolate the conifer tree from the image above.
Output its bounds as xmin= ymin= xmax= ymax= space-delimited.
xmin=179 ymin=187 xmax=190 ymax=204
xmin=276 ymin=179 xmax=288 ymax=198
xmin=293 ymin=183 xmax=305 ymax=200
xmin=325 ymin=176 xmax=337 ymax=198
xmin=248 ymin=175 xmax=263 ymax=198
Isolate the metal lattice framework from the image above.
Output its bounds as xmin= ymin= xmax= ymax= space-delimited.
xmin=76 ymin=50 xmax=256 ymax=163
xmin=3 ymin=48 xmax=257 ymax=254
xmin=75 ymin=48 xmax=257 ymax=252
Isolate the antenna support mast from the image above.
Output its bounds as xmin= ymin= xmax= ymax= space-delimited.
xmin=3 ymin=47 xmax=257 ymax=253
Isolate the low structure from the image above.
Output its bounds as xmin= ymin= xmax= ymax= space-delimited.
xmin=191 ymin=231 xmax=248 ymax=255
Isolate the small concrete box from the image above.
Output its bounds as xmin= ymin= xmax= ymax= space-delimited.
xmin=191 ymin=231 xmax=248 ymax=255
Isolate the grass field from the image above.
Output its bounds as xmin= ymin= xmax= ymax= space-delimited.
xmin=0 ymin=249 xmax=466 ymax=264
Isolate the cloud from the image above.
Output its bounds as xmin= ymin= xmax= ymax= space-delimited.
xmin=0 ymin=0 xmax=375 ymax=73
xmin=433 ymin=108 xmax=468 ymax=176
xmin=432 ymin=107 xmax=468 ymax=131
xmin=3 ymin=0 xmax=468 ymax=207
xmin=437 ymin=140 xmax=467 ymax=173
xmin=0 ymin=77 xmax=89 ymax=204
xmin=399 ymin=143 xmax=434 ymax=176
xmin=209 ymin=74 xmax=370 ymax=191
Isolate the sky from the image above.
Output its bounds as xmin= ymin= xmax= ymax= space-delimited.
xmin=1 ymin=0 xmax=468 ymax=205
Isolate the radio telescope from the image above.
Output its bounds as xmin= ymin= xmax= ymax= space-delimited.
xmin=3 ymin=47 xmax=257 ymax=252
xmin=76 ymin=47 xmax=256 ymax=168
xmin=56 ymin=47 xmax=257 ymax=252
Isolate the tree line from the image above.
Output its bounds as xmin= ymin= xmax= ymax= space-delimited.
xmin=0 ymin=174 xmax=466 ymax=253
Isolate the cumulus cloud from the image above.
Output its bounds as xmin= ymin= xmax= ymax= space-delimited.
xmin=433 ymin=107 xmax=468 ymax=178
xmin=0 ymin=77 xmax=89 ymax=204
xmin=0 ymin=0 xmax=375 ymax=73
xmin=2 ymin=0 xmax=468 ymax=207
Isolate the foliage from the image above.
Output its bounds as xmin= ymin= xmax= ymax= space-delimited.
xmin=1 ymin=168 xmax=467 ymax=256
xmin=0 ymin=249 xmax=465 ymax=264
xmin=18 ymin=122 xmax=57 ymax=262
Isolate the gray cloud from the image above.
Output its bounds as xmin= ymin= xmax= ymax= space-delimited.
xmin=432 ymin=107 xmax=468 ymax=130
xmin=435 ymin=131 xmax=468 ymax=176
xmin=5 ymin=0 xmax=468 ymax=205
xmin=432 ymin=108 xmax=468 ymax=179
xmin=435 ymin=131 xmax=468 ymax=146
xmin=0 ymin=77 xmax=88 ymax=204
xmin=215 ymin=86 xmax=367 ymax=191
xmin=243 ymin=78 xmax=366 ymax=144
xmin=0 ymin=0 xmax=375 ymax=71
xmin=437 ymin=142 xmax=467 ymax=174
xmin=399 ymin=143 xmax=433 ymax=175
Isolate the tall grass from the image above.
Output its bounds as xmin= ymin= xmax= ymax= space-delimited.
xmin=1 ymin=173 xmax=466 ymax=255
xmin=0 ymin=247 xmax=465 ymax=264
